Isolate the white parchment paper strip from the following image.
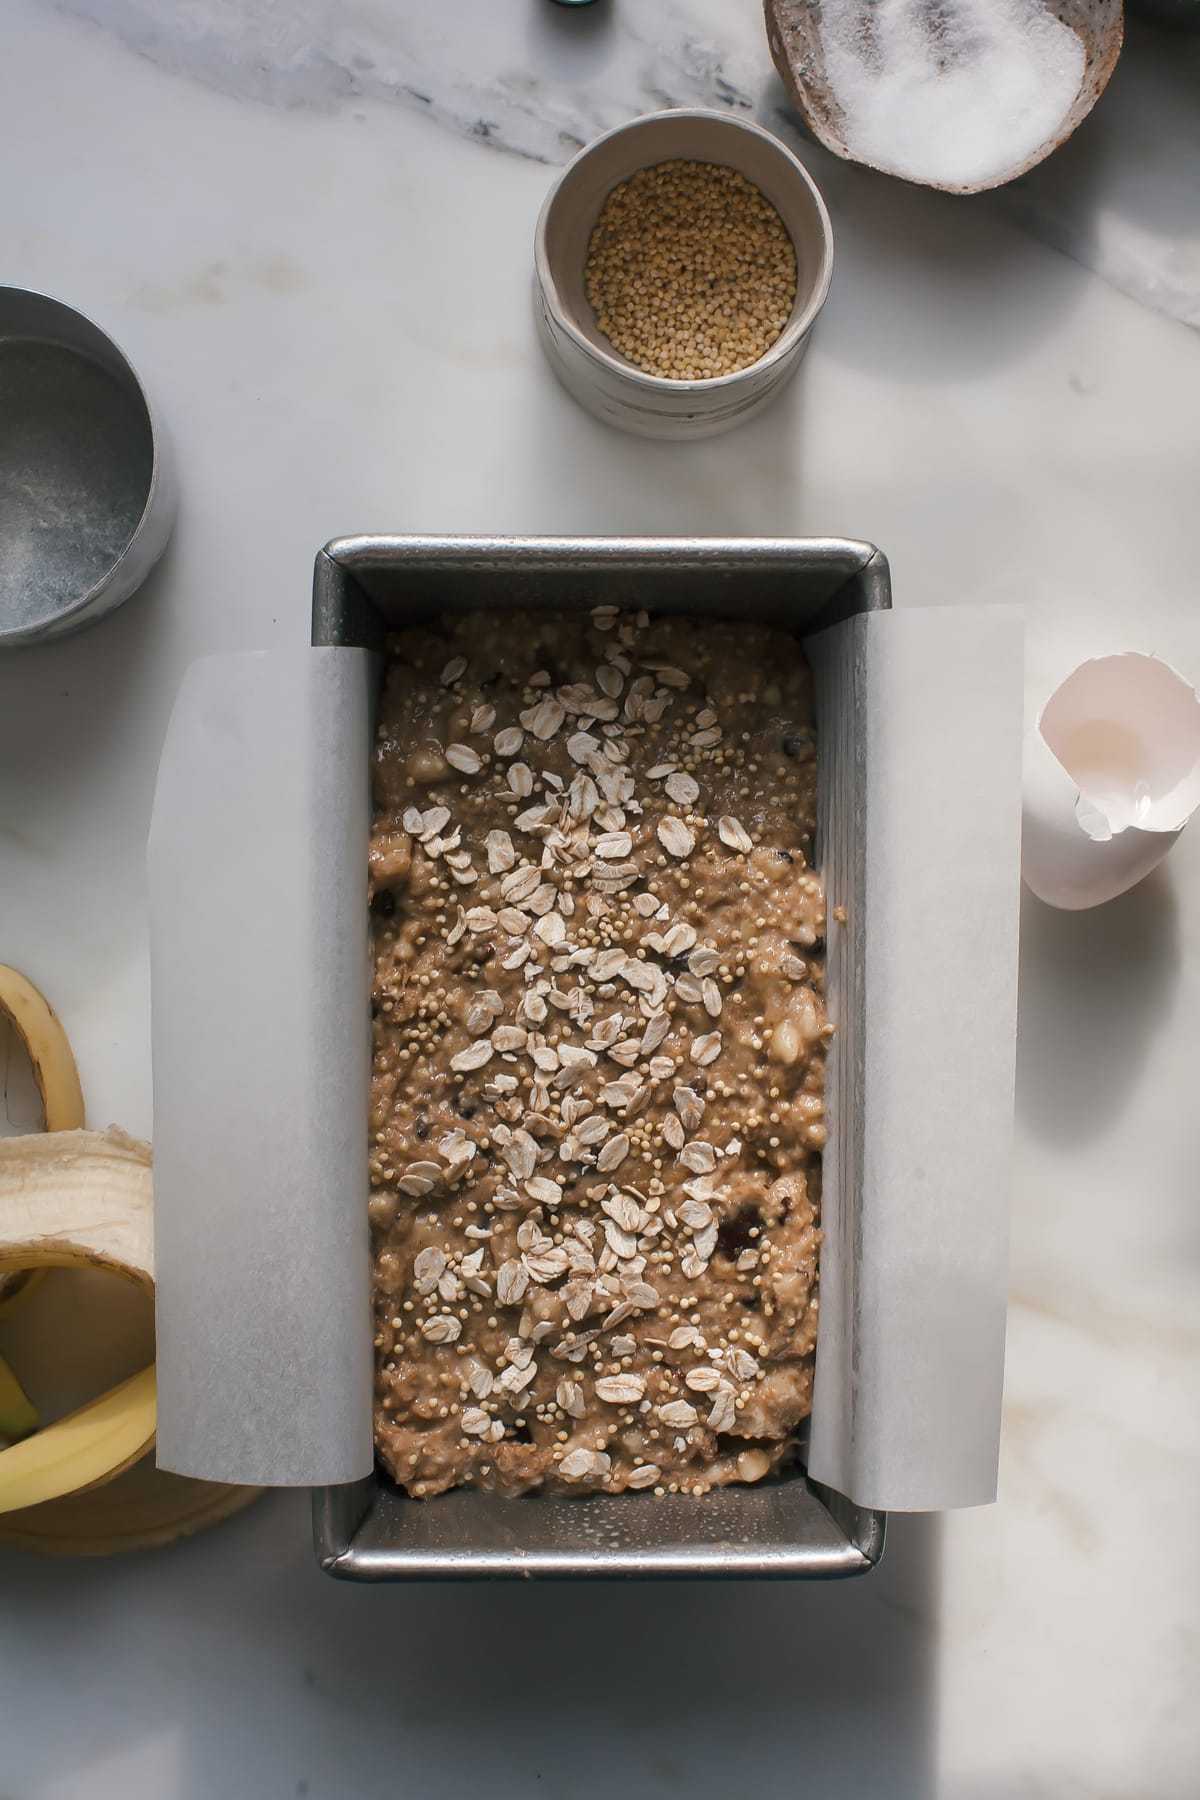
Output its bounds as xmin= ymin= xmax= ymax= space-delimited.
xmin=150 ymin=609 xmax=1020 ymax=1510
xmin=807 ymin=607 xmax=1023 ymax=1511
xmin=149 ymin=648 xmax=374 ymax=1486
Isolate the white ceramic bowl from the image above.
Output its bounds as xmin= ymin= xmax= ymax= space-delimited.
xmin=534 ymin=109 xmax=834 ymax=441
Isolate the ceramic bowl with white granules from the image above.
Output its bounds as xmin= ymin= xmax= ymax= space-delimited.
xmin=533 ymin=110 xmax=834 ymax=441
xmin=766 ymin=0 xmax=1124 ymax=196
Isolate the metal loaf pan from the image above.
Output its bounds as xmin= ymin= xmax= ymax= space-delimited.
xmin=311 ymin=534 xmax=890 ymax=1581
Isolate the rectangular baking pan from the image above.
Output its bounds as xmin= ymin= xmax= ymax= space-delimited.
xmin=311 ymin=533 xmax=890 ymax=1580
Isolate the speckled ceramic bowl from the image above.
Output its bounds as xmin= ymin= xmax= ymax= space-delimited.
xmin=534 ymin=109 xmax=834 ymax=441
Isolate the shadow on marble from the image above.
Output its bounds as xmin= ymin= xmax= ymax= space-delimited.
xmin=521 ymin=345 xmax=827 ymax=541
xmin=1015 ymin=867 xmax=1181 ymax=1148
xmin=998 ymin=19 xmax=1200 ymax=330
xmin=766 ymin=21 xmax=1199 ymax=339
xmin=530 ymin=0 xmax=618 ymax=78
xmin=1018 ymin=19 xmax=1200 ymax=241
xmin=0 ymin=542 xmax=180 ymax=1004
xmin=0 ymin=1495 xmax=941 ymax=1800
xmin=760 ymin=90 xmax=1090 ymax=383
xmin=0 ymin=533 xmax=176 ymax=816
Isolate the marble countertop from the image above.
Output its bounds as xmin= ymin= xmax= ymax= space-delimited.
xmin=1 ymin=3 xmax=1198 ymax=1795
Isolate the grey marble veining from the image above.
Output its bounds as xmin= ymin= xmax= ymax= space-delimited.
xmin=53 ymin=0 xmax=765 ymax=159
xmin=53 ymin=0 xmax=1199 ymax=329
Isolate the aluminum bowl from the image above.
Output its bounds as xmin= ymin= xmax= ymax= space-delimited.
xmin=0 ymin=288 xmax=175 ymax=647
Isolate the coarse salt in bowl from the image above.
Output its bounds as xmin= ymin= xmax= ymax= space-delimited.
xmin=767 ymin=0 xmax=1124 ymax=196
xmin=534 ymin=109 xmax=834 ymax=441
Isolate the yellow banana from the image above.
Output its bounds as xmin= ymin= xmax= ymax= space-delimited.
xmin=0 ymin=1128 xmax=155 ymax=1515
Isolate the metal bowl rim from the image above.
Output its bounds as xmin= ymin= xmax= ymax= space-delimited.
xmin=0 ymin=284 xmax=170 ymax=646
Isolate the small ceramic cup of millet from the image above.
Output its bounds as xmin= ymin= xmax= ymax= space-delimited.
xmin=534 ymin=108 xmax=833 ymax=441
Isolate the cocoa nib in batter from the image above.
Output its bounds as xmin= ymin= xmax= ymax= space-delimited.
xmin=369 ymin=608 xmax=826 ymax=1499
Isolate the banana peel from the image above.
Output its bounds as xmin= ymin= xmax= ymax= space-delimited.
xmin=0 ymin=1453 xmax=260 ymax=1557
xmin=0 ymin=965 xmax=86 ymax=1444
xmin=0 ymin=1366 xmax=155 ymax=1513
xmin=0 ymin=979 xmax=262 ymax=1547
xmin=0 ymin=1127 xmax=153 ymax=1286
xmin=0 ymin=963 xmax=85 ymax=1135
xmin=0 ymin=1128 xmax=155 ymax=1516
xmin=0 ymin=1354 xmax=39 ymax=1442
xmin=0 ymin=963 xmax=84 ymax=1320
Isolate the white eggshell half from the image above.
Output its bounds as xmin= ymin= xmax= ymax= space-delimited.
xmin=1021 ymin=653 xmax=1200 ymax=911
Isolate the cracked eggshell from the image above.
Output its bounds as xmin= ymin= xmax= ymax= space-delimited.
xmin=1022 ymin=653 xmax=1200 ymax=910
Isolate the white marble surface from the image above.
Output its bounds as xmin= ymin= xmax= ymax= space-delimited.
xmin=1 ymin=2 xmax=1198 ymax=1795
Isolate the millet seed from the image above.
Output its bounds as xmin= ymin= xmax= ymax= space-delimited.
xmin=584 ymin=158 xmax=797 ymax=382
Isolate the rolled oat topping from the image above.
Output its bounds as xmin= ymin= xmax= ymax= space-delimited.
xmin=370 ymin=609 xmax=826 ymax=1499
